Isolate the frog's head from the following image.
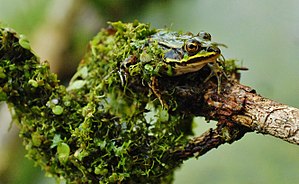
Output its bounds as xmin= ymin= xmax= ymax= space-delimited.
xmin=152 ymin=31 xmax=221 ymax=76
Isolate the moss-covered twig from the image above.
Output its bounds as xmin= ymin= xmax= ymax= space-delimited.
xmin=1 ymin=22 xmax=299 ymax=184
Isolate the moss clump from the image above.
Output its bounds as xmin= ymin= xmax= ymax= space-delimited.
xmin=0 ymin=21 xmax=240 ymax=183
xmin=66 ymin=21 xmax=193 ymax=183
xmin=0 ymin=22 xmax=191 ymax=183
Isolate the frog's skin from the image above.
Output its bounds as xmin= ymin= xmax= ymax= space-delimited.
xmin=0 ymin=22 xmax=228 ymax=183
xmin=150 ymin=30 xmax=221 ymax=75
xmin=145 ymin=30 xmax=222 ymax=107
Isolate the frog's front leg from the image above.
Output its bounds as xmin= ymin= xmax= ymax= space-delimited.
xmin=204 ymin=62 xmax=226 ymax=93
xmin=118 ymin=55 xmax=138 ymax=86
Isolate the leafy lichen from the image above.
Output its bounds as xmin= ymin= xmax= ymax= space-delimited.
xmin=0 ymin=21 xmax=240 ymax=183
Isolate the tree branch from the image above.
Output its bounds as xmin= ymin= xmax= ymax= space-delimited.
xmin=173 ymin=79 xmax=299 ymax=159
xmin=1 ymin=22 xmax=298 ymax=183
xmin=229 ymin=83 xmax=299 ymax=144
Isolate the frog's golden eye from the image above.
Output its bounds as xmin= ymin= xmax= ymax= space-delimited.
xmin=184 ymin=40 xmax=201 ymax=56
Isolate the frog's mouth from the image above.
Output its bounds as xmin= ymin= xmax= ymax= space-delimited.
xmin=172 ymin=53 xmax=219 ymax=75
xmin=170 ymin=47 xmax=221 ymax=76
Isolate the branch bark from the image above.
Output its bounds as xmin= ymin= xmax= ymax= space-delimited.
xmin=228 ymin=83 xmax=299 ymax=144
xmin=174 ymin=79 xmax=299 ymax=159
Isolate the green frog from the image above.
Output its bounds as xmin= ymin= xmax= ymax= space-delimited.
xmin=150 ymin=30 xmax=221 ymax=76
xmin=115 ymin=24 xmax=224 ymax=108
xmin=0 ymin=21 xmax=232 ymax=184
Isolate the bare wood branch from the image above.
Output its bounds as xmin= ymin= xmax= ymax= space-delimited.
xmin=171 ymin=77 xmax=299 ymax=158
xmin=229 ymin=83 xmax=299 ymax=145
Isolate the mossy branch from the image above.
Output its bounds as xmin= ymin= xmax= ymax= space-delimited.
xmin=1 ymin=22 xmax=299 ymax=183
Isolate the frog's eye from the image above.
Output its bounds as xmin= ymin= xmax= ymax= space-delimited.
xmin=184 ymin=40 xmax=201 ymax=56
xmin=197 ymin=32 xmax=211 ymax=41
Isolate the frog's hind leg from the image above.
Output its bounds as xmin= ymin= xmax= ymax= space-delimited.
xmin=148 ymin=76 xmax=169 ymax=109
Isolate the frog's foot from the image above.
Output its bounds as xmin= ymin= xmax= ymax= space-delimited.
xmin=204 ymin=62 xmax=226 ymax=93
xmin=118 ymin=69 xmax=127 ymax=86
xmin=148 ymin=77 xmax=169 ymax=109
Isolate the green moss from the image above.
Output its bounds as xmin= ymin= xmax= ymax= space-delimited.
xmin=0 ymin=21 xmax=239 ymax=183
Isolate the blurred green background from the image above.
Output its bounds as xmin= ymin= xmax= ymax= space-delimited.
xmin=1 ymin=0 xmax=299 ymax=183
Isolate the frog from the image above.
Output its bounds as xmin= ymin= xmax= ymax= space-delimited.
xmin=118 ymin=27 xmax=223 ymax=108
xmin=150 ymin=30 xmax=221 ymax=76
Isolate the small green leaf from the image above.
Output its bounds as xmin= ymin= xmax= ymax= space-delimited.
xmin=140 ymin=51 xmax=152 ymax=62
xmin=52 ymin=105 xmax=64 ymax=115
xmin=94 ymin=165 xmax=108 ymax=175
xmin=144 ymin=64 xmax=153 ymax=72
xmin=51 ymin=134 xmax=62 ymax=148
xmin=67 ymin=80 xmax=86 ymax=90
xmin=96 ymin=140 xmax=106 ymax=150
xmin=19 ymin=34 xmax=31 ymax=50
xmin=57 ymin=143 xmax=70 ymax=164
xmin=28 ymin=79 xmax=38 ymax=88
xmin=74 ymin=148 xmax=89 ymax=161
